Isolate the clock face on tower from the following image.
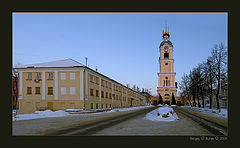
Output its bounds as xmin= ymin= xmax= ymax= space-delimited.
xmin=164 ymin=45 xmax=169 ymax=50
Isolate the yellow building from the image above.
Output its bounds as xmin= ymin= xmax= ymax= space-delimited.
xmin=150 ymin=96 xmax=158 ymax=105
xmin=15 ymin=59 xmax=147 ymax=114
xmin=157 ymin=24 xmax=177 ymax=105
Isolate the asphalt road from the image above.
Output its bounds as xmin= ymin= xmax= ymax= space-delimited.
xmin=13 ymin=105 xmax=226 ymax=136
xmin=92 ymin=107 xmax=214 ymax=136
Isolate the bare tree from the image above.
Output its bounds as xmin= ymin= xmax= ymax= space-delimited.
xmin=179 ymin=73 xmax=192 ymax=106
xmin=136 ymin=86 xmax=140 ymax=92
xmin=210 ymin=43 xmax=227 ymax=111
xmin=203 ymin=57 xmax=216 ymax=109
xmin=132 ymin=85 xmax=136 ymax=91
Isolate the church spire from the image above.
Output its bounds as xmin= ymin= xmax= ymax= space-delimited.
xmin=162 ymin=23 xmax=170 ymax=38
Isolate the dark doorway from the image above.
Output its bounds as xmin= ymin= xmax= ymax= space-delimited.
xmin=47 ymin=102 xmax=53 ymax=110
xmin=164 ymin=101 xmax=170 ymax=105
xmin=130 ymin=98 xmax=133 ymax=107
xmin=177 ymin=101 xmax=182 ymax=106
xmin=153 ymin=100 xmax=157 ymax=105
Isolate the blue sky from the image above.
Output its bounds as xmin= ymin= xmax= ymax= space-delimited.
xmin=13 ymin=13 xmax=227 ymax=96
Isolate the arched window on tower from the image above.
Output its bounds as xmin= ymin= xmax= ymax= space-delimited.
xmin=164 ymin=77 xmax=170 ymax=86
xmin=164 ymin=52 xmax=169 ymax=59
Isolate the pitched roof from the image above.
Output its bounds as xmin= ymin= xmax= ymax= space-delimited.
xmin=15 ymin=58 xmax=84 ymax=68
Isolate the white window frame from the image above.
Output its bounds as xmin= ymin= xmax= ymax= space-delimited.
xmin=61 ymin=87 xmax=66 ymax=95
xmin=48 ymin=72 xmax=53 ymax=80
xmin=70 ymin=72 xmax=75 ymax=80
xmin=70 ymin=87 xmax=76 ymax=95
xmin=60 ymin=72 xmax=66 ymax=80
xmin=90 ymin=75 xmax=93 ymax=82
xmin=27 ymin=72 xmax=32 ymax=80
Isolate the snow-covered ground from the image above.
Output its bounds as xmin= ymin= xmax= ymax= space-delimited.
xmin=181 ymin=106 xmax=228 ymax=119
xmin=12 ymin=110 xmax=72 ymax=121
xmin=145 ymin=106 xmax=179 ymax=122
xmin=12 ymin=105 xmax=154 ymax=121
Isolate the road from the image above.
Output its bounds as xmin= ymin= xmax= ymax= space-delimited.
xmin=92 ymin=106 xmax=214 ymax=136
xmin=13 ymin=105 xmax=227 ymax=136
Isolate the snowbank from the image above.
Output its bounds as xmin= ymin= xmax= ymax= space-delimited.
xmin=145 ymin=106 xmax=179 ymax=122
xmin=181 ymin=106 xmax=227 ymax=119
xmin=13 ymin=105 xmax=153 ymax=121
xmin=13 ymin=110 xmax=72 ymax=121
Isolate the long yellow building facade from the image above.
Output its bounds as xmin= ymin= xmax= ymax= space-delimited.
xmin=16 ymin=59 xmax=147 ymax=114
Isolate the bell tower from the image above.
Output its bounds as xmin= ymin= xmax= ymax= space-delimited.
xmin=157 ymin=24 xmax=177 ymax=105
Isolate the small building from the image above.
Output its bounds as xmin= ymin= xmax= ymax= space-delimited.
xmin=15 ymin=59 xmax=147 ymax=114
xmin=139 ymin=91 xmax=152 ymax=105
xmin=150 ymin=96 xmax=158 ymax=105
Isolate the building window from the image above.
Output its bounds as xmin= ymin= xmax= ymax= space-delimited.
xmin=102 ymin=104 xmax=104 ymax=108
xmin=48 ymin=72 xmax=53 ymax=80
xmin=36 ymin=72 xmax=41 ymax=80
xmin=105 ymin=92 xmax=108 ymax=98
xmin=48 ymin=87 xmax=53 ymax=95
xmin=27 ymin=87 xmax=32 ymax=94
xmin=96 ymin=103 xmax=98 ymax=109
xmin=96 ymin=90 xmax=99 ymax=97
xmin=164 ymin=52 xmax=169 ymax=59
xmin=90 ymin=75 xmax=93 ymax=82
xmin=70 ymin=72 xmax=75 ymax=80
xmin=110 ymin=104 xmax=111 ymax=108
xmin=101 ymin=80 xmax=104 ymax=87
xmin=27 ymin=73 xmax=32 ymax=80
xmin=70 ymin=87 xmax=76 ymax=95
xmin=61 ymin=87 xmax=66 ymax=95
xmin=164 ymin=80 xmax=170 ymax=86
xmin=165 ymin=63 xmax=168 ymax=65
xmin=91 ymin=103 xmax=94 ymax=109
xmin=101 ymin=91 xmax=104 ymax=98
xmin=60 ymin=73 xmax=66 ymax=80
xmin=96 ymin=77 xmax=99 ymax=84
xmin=106 ymin=104 xmax=108 ymax=108
xmin=109 ymin=83 xmax=112 ymax=89
xmin=116 ymin=95 xmax=118 ymax=100
xmin=109 ymin=93 xmax=112 ymax=99
xmin=90 ymin=88 xmax=94 ymax=96
xmin=106 ymin=81 xmax=108 ymax=88
xmin=35 ymin=87 xmax=40 ymax=94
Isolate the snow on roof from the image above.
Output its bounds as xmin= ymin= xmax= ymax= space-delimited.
xmin=15 ymin=58 xmax=85 ymax=68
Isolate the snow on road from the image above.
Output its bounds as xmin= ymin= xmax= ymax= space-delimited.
xmin=12 ymin=105 xmax=153 ymax=121
xmin=108 ymin=105 xmax=153 ymax=113
xmin=145 ymin=106 xmax=179 ymax=122
xmin=181 ymin=106 xmax=228 ymax=119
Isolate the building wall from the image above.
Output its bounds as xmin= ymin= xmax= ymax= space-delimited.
xmin=17 ymin=67 xmax=147 ymax=114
